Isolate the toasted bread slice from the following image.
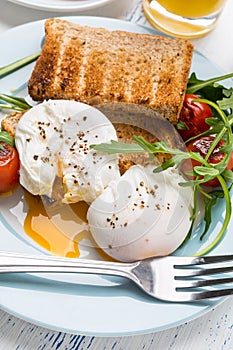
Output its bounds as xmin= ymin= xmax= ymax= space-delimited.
xmin=1 ymin=111 xmax=23 ymax=137
xmin=28 ymin=18 xmax=193 ymax=124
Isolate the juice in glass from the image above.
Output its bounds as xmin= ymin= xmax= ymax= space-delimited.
xmin=143 ymin=0 xmax=227 ymax=38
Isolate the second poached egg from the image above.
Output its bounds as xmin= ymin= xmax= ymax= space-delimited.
xmin=87 ymin=165 xmax=193 ymax=262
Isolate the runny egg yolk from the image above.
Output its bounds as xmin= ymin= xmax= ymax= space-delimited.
xmin=24 ymin=191 xmax=90 ymax=258
xmin=23 ymin=191 xmax=114 ymax=260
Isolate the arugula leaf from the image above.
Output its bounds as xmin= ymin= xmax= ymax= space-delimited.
xmin=217 ymin=94 xmax=233 ymax=111
xmin=133 ymin=135 xmax=158 ymax=158
xmin=153 ymin=157 xmax=176 ymax=173
xmin=201 ymin=195 xmax=218 ymax=240
xmin=175 ymin=120 xmax=189 ymax=130
xmin=205 ymin=117 xmax=222 ymax=126
xmin=0 ymin=130 xmax=14 ymax=148
xmin=187 ymin=72 xmax=233 ymax=98
xmin=195 ymin=179 xmax=232 ymax=255
xmin=90 ymin=140 xmax=144 ymax=154
xmin=223 ymin=88 xmax=233 ymax=97
xmin=222 ymin=169 xmax=233 ymax=182
xmin=194 ymin=166 xmax=219 ymax=177
xmin=220 ymin=143 xmax=233 ymax=154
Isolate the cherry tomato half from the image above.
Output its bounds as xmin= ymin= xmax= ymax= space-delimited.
xmin=181 ymin=136 xmax=233 ymax=187
xmin=0 ymin=142 xmax=20 ymax=193
xmin=178 ymin=94 xmax=212 ymax=141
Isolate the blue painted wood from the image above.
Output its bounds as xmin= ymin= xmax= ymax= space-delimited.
xmin=0 ymin=298 xmax=233 ymax=349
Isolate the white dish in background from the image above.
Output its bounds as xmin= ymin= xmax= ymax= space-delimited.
xmin=7 ymin=0 xmax=114 ymax=12
xmin=0 ymin=16 xmax=232 ymax=336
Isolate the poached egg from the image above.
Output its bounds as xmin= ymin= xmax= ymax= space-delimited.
xmin=87 ymin=164 xmax=193 ymax=262
xmin=15 ymin=100 xmax=120 ymax=203
xmin=15 ymin=99 xmax=193 ymax=261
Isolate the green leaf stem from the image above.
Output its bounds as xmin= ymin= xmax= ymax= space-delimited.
xmin=0 ymin=52 xmax=40 ymax=79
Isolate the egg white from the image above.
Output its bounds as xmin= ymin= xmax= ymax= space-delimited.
xmin=87 ymin=165 xmax=193 ymax=262
xmin=15 ymin=100 xmax=120 ymax=202
xmin=15 ymin=100 xmax=193 ymax=261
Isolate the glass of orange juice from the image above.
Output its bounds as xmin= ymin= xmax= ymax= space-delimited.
xmin=142 ymin=0 xmax=227 ymax=38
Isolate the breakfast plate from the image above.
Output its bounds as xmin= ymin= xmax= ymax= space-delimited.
xmin=0 ymin=16 xmax=233 ymax=336
xmin=7 ymin=0 xmax=114 ymax=12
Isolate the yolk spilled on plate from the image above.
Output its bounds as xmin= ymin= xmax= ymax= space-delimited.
xmin=23 ymin=191 xmax=113 ymax=260
xmin=24 ymin=191 xmax=90 ymax=258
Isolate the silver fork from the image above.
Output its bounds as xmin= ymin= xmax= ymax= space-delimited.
xmin=1 ymin=251 xmax=233 ymax=302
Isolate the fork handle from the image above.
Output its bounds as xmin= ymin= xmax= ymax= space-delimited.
xmin=0 ymin=251 xmax=135 ymax=279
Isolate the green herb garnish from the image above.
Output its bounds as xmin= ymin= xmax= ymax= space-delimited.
xmin=91 ymin=73 xmax=233 ymax=256
xmin=0 ymin=129 xmax=15 ymax=151
xmin=0 ymin=51 xmax=40 ymax=79
xmin=187 ymin=72 xmax=233 ymax=98
xmin=0 ymin=94 xmax=31 ymax=111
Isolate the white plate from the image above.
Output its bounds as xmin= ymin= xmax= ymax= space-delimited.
xmin=0 ymin=16 xmax=232 ymax=336
xmin=7 ymin=0 xmax=114 ymax=12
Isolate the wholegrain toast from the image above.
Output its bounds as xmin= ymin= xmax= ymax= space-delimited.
xmin=1 ymin=111 xmax=24 ymax=137
xmin=28 ymin=18 xmax=193 ymax=124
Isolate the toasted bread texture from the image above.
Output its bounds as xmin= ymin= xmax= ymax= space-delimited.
xmin=114 ymin=122 xmax=169 ymax=174
xmin=28 ymin=18 xmax=193 ymax=124
xmin=1 ymin=111 xmax=23 ymax=137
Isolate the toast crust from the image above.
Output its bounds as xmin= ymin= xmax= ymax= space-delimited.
xmin=28 ymin=18 xmax=193 ymax=124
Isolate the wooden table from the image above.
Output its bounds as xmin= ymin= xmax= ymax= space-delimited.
xmin=1 ymin=0 xmax=233 ymax=348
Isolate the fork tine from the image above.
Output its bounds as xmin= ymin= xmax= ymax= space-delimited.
xmin=189 ymin=288 xmax=233 ymax=301
xmin=175 ymin=265 xmax=233 ymax=278
xmin=175 ymin=276 xmax=233 ymax=289
xmin=160 ymin=287 xmax=233 ymax=303
xmin=174 ymin=255 xmax=233 ymax=267
xmin=198 ymin=255 xmax=233 ymax=264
